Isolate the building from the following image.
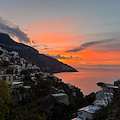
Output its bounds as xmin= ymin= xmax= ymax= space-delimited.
xmin=73 ymin=82 xmax=119 ymax=120
xmin=0 ymin=74 xmax=13 ymax=85
xmin=12 ymin=81 xmax=23 ymax=88
xmin=114 ymin=80 xmax=120 ymax=87
xmin=103 ymin=83 xmax=119 ymax=93
xmin=2 ymin=56 xmax=10 ymax=61
xmin=93 ymin=95 xmax=112 ymax=107
xmin=27 ymin=63 xmax=33 ymax=69
xmin=77 ymin=105 xmax=101 ymax=120
xmin=33 ymin=65 xmax=40 ymax=69
xmin=10 ymin=51 xmax=19 ymax=58
xmin=0 ymin=67 xmax=16 ymax=75
xmin=114 ymin=80 xmax=120 ymax=93
xmin=0 ymin=67 xmax=7 ymax=75
xmin=68 ymin=83 xmax=74 ymax=89
xmin=52 ymin=93 xmax=69 ymax=105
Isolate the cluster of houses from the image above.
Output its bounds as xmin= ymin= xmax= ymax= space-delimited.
xmin=3 ymin=47 xmax=120 ymax=119
xmin=72 ymin=81 xmax=120 ymax=120
xmin=0 ymin=47 xmax=71 ymax=105
xmin=0 ymin=47 xmax=41 ymax=88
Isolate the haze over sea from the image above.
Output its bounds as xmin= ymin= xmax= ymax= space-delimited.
xmin=55 ymin=69 xmax=120 ymax=95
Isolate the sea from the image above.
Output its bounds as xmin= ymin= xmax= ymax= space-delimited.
xmin=54 ymin=69 xmax=120 ymax=95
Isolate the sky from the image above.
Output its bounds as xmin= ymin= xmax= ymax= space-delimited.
xmin=0 ymin=0 xmax=120 ymax=70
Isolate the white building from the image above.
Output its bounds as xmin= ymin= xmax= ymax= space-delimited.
xmin=77 ymin=105 xmax=101 ymax=120
xmin=23 ymin=86 xmax=31 ymax=89
xmin=103 ymin=83 xmax=119 ymax=93
xmin=21 ymin=64 xmax=26 ymax=70
xmin=3 ymin=56 xmax=10 ymax=61
xmin=52 ymin=93 xmax=69 ymax=105
xmin=74 ymin=82 xmax=119 ymax=120
xmin=30 ymin=73 xmax=36 ymax=77
xmin=12 ymin=81 xmax=23 ymax=88
xmin=68 ymin=83 xmax=74 ymax=89
xmin=27 ymin=63 xmax=33 ymax=69
xmin=15 ymin=65 xmax=22 ymax=73
xmin=33 ymin=65 xmax=40 ymax=69
xmin=0 ymin=74 xmax=13 ymax=85
xmin=20 ymin=58 xmax=26 ymax=64
xmin=43 ymin=72 xmax=51 ymax=78
xmin=10 ymin=51 xmax=19 ymax=58
xmin=30 ymin=73 xmax=36 ymax=81
xmin=93 ymin=95 xmax=112 ymax=107
xmin=0 ymin=68 xmax=7 ymax=75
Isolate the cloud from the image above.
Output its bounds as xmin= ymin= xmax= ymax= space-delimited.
xmin=31 ymin=45 xmax=38 ymax=48
xmin=74 ymin=57 xmax=82 ymax=60
xmin=43 ymin=47 xmax=49 ymax=50
xmin=52 ymin=54 xmax=73 ymax=59
xmin=66 ymin=39 xmax=114 ymax=52
xmin=77 ymin=64 xmax=120 ymax=70
xmin=32 ymin=44 xmax=48 ymax=48
xmin=31 ymin=43 xmax=49 ymax=50
xmin=32 ymin=40 xmax=35 ymax=44
xmin=0 ymin=17 xmax=30 ymax=43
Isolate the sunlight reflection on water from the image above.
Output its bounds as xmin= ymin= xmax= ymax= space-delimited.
xmin=55 ymin=69 xmax=120 ymax=95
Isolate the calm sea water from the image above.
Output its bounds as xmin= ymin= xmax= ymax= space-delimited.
xmin=54 ymin=69 xmax=120 ymax=95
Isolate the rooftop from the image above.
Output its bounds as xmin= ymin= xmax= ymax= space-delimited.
xmin=0 ymin=67 xmax=16 ymax=70
xmin=52 ymin=93 xmax=68 ymax=97
xmin=12 ymin=81 xmax=23 ymax=85
xmin=105 ymin=84 xmax=119 ymax=89
xmin=0 ymin=74 xmax=13 ymax=77
xmin=79 ymin=105 xmax=101 ymax=114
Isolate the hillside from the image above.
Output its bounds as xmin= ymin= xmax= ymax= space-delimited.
xmin=94 ymin=93 xmax=120 ymax=120
xmin=0 ymin=33 xmax=77 ymax=73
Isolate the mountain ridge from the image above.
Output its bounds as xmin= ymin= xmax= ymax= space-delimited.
xmin=0 ymin=33 xmax=77 ymax=73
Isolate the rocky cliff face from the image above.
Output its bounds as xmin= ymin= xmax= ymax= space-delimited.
xmin=0 ymin=33 xmax=77 ymax=73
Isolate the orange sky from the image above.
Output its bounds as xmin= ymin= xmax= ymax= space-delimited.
xmin=0 ymin=1 xmax=120 ymax=70
xmin=20 ymin=20 xmax=120 ymax=70
xmin=6 ymin=7 xmax=120 ymax=70
xmin=25 ymin=27 xmax=120 ymax=70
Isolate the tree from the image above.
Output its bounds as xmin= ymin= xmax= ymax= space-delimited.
xmin=0 ymin=80 xmax=12 ymax=120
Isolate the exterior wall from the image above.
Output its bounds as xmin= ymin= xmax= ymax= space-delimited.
xmin=0 ymin=75 xmax=13 ymax=85
xmin=103 ymin=87 xmax=114 ymax=93
xmin=12 ymin=83 xmax=23 ymax=88
xmin=96 ymin=90 xmax=104 ymax=100
xmin=27 ymin=64 xmax=33 ymax=69
xmin=10 ymin=51 xmax=19 ymax=58
xmin=3 ymin=56 xmax=10 ymax=61
xmin=57 ymin=95 xmax=69 ymax=105
xmin=22 ymin=64 xmax=26 ymax=69
xmin=53 ymin=94 xmax=69 ymax=105
xmin=0 ymin=70 xmax=5 ymax=75
xmin=6 ymin=76 xmax=13 ymax=85
xmin=18 ymin=68 xmax=22 ymax=73
xmin=78 ymin=110 xmax=93 ymax=120
xmin=114 ymin=80 xmax=120 ymax=93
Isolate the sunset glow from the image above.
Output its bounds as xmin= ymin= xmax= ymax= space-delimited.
xmin=1 ymin=1 xmax=120 ymax=119
xmin=0 ymin=0 xmax=120 ymax=70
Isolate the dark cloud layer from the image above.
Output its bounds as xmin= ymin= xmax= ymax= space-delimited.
xmin=0 ymin=17 xmax=30 ymax=43
xmin=77 ymin=64 xmax=120 ymax=70
xmin=32 ymin=44 xmax=48 ymax=48
xmin=66 ymin=39 xmax=114 ymax=52
xmin=52 ymin=54 xmax=73 ymax=59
